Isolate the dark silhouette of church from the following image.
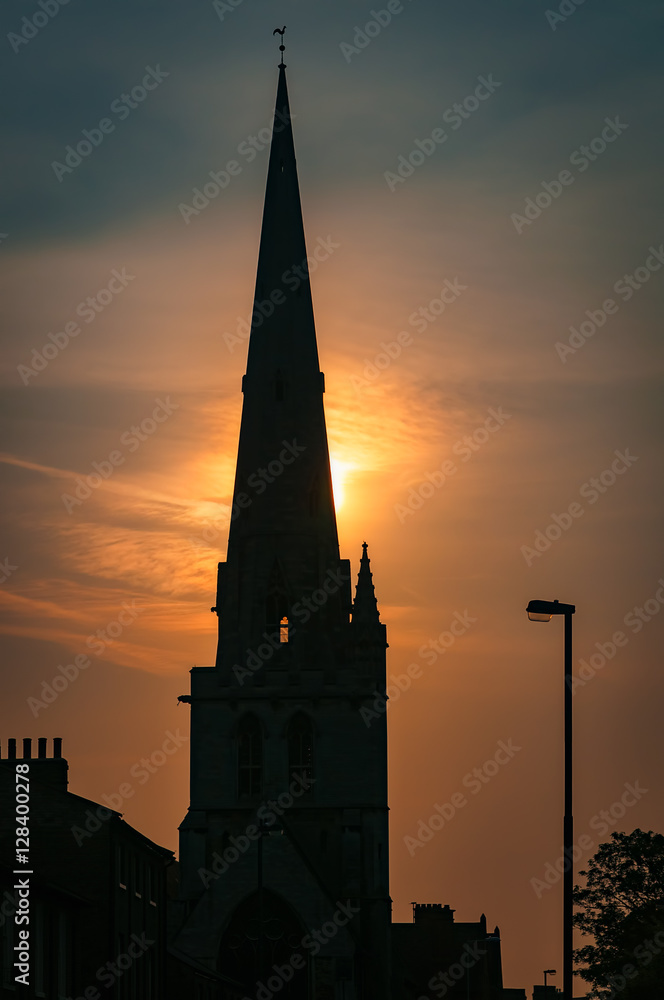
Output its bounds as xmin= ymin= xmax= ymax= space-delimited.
xmin=171 ymin=55 xmax=391 ymax=998
xmin=170 ymin=54 xmax=511 ymax=999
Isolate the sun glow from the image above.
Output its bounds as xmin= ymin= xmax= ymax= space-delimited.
xmin=330 ymin=457 xmax=355 ymax=511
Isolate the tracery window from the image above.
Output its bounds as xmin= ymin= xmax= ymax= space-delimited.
xmin=238 ymin=716 xmax=263 ymax=796
xmin=287 ymin=713 xmax=313 ymax=786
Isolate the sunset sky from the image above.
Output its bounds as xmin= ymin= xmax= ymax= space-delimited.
xmin=2 ymin=0 xmax=663 ymax=991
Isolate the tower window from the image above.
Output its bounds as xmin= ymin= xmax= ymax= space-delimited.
xmin=266 ymin=561 xmax=290 ymax=642
xmin=238 ymin=717 xmax=263 ymax=797
xmin=287 ymin=714 xmax=314 ymax=786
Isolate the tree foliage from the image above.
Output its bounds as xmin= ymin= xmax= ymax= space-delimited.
xmin=573 ymin=829 xmax=664 ymax=998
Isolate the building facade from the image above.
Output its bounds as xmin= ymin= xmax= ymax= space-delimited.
xmin=0 ymin=737 xmax=172 ymax=1000
xmin=392 ymin=904 xmax=506 ymax=999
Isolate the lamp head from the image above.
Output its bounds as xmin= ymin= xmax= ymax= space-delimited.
xmin=527 ymin=598 xmax=575 ymax=621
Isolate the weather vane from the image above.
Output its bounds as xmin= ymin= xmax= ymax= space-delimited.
xmin=273 ymin=26 xmax=286 ymax=66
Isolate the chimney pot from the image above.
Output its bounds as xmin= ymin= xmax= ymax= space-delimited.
xmin=53 ymin=737 xmax=63 ymax=759
xmin=23 ymin=738 xmax=32 ymax=759
xmin=38 ymin=737 xmax=47 ymax=759
xmin=8 ymin=738 xmax=16 ymax=760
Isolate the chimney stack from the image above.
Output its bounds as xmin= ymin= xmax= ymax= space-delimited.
xmin=1 ymin=737 xmax=68 ymax=790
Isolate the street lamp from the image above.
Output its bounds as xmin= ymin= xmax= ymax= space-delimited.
xmin=543 ymin=968 xmax=557 ymax=988
xmin=526 ymin=599 xmax=576 ymax=1000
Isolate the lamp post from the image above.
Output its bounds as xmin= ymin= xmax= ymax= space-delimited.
xmin=527 ymin=599 xmax=576 ymax=1000
xmin=543 ymin=968 xmax=556 ymax=988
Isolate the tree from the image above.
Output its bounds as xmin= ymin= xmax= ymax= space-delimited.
xmin=573 ymin=829 xmax=664 ymax=998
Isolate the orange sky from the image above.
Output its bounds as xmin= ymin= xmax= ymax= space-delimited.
xmin=2 ymin=4 xmax=663 ymax=992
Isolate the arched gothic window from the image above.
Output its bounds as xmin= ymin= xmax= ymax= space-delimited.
xmin=218 ymin=890 xmax=308 ymax=996
xmin=237 ymin=716 xmax=262 ymax=797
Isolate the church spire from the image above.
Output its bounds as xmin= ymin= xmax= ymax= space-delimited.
xmin=227 ymin=60 xmax=338 ymax=550
xmin=352 ymin=542 xmax=381 ymax=627
xmin=215 ymin=61 xmax=341 ymax=666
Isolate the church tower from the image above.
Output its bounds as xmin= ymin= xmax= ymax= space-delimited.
xmin=174 ymin=54 xmax=391 ymax=998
